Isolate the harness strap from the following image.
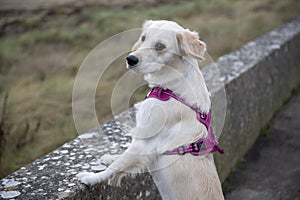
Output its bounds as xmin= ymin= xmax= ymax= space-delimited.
xmin=146 ymin=87 xmax=224 ymax=156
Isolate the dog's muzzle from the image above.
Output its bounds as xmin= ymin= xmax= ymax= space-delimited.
xmin=126 ymin=55 xmax=139 ymax=68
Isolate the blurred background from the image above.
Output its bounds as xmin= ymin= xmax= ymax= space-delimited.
xmin=0 ymin=0 xmax=299 ymax=178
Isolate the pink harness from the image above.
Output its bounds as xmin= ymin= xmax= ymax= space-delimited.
xmin=146 ymin=87 xmax=224 ymax=156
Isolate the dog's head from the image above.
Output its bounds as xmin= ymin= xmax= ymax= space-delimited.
xmin=126 ymin=20 xmax=206 ymax=74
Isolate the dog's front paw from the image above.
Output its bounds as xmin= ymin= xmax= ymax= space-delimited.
xmin=100 ymin=154 xmax=120 ymax=165
xmin=76 ymin=172 xmax=100 ymax=186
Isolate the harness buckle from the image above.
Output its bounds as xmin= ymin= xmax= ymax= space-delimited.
xmin=177 ymin=146 xmax=186 ymax=155
xmin=191 ymin=141 xmax=204 ymax=153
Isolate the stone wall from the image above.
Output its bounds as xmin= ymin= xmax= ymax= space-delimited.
xmin=1 ymin=17 xmax=300 ymax=199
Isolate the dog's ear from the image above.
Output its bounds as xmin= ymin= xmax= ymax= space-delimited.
xmin=143 ymin=20 xmax=153 ymax=30
xmin=176 ymin=29 xmax=206 ymax=60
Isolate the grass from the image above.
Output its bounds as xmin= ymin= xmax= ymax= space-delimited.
xmin=0 ymin=0 xmax=299 ymax=178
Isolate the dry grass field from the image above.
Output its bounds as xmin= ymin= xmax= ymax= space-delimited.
xmin=0 ymin=0 xmax=299 ymax=178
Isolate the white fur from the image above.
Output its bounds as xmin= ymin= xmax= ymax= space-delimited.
xmin=77 ymin=20 xmax=224 ymax=200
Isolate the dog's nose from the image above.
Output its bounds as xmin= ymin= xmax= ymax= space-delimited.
xmin=126 ymin=55 xmax=139 ymax=67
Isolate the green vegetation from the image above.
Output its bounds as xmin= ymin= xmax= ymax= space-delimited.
xmin=0 ymin=0 xmax=299 ymax=178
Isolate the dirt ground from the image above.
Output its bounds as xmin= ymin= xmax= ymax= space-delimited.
xmin=0 ymin=0 xmax=180 ymax=36
xmin=0 ymin=0 xmax=180 ymax=10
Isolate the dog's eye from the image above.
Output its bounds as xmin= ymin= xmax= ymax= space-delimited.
xmin=155 ymin=42 xmax=166 ymax=51
xmin=141 ymin=35 xmax=146 ymax=42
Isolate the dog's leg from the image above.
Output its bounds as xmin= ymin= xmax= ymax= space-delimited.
xmin=76 ymin=168 xmax=116 ymax=186
xmin=77 ymin=139 xmax=151 ymax=186
xmin=100 ymin=154 xmax=120 ymax=165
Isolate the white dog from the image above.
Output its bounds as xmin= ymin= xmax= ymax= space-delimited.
xmin=77 ymin=20 xmax=224 ymax=200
